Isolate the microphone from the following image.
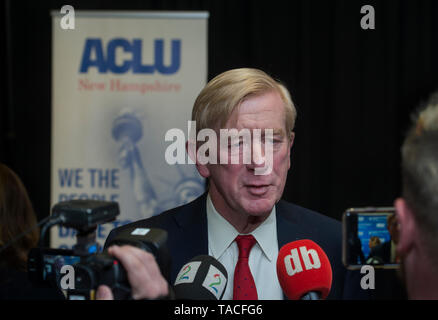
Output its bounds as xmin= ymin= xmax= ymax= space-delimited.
xmin=276 ymin=239 xmax=332 ymax=300
xmin=173 ymin=255 xmax=228 ymax=300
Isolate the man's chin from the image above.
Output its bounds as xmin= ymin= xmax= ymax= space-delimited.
xmin=242 ymin=198 xmax=276 ymax=216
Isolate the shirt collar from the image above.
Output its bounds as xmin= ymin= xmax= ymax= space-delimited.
xmin=206 ymin=193 xmax=278 ymax=262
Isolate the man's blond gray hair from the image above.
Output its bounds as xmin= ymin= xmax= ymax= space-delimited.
xmin=192 ymin=68 xmax=297 ymax=138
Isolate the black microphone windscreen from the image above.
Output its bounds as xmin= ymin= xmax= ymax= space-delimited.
xmin=173 ymin=255 xmax=228 ymax=300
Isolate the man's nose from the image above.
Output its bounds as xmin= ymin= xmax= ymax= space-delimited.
xmin=246 ymin=139 xmax=265 ymax=170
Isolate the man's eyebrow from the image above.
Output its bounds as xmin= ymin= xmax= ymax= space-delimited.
xmin=224 ymin=128 xmax=286 ymax=138
xmin=263 ymin=128 xmax=285 ymax=136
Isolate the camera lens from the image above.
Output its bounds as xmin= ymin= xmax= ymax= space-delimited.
xmin=74 ymin=264 xmax=96 ymax=289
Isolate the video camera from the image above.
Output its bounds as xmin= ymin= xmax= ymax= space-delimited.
xmin=27 ymin=199 xmax=170 ymax=300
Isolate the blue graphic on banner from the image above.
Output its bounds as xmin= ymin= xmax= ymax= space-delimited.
xmin=79 ymin=38 xmax=181 ymax=74
xmin=57 ymin=168 xmax=120 ymax=202
xmin=50 ymin=12 xmax=208 ymax=250
xmin=112 ymin=110 xmax=204 ymax=218
xmin=54 ymin=165 xmax=133 ymax=248
xmin=357 ymin=215 xmax=391 ymax=259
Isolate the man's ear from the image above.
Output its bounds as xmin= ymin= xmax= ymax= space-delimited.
xmin=286 ymin=132 xmax=295 ymax=170
xmin=394 ymin=198 xmax=417 ymax=256
xmin=186 ymin=140 xmax=196 ymax=164
xmin=186 ymin=140 xmax=211 ymax=178
xmin=289 ymin=132 xmax=295 ymax=149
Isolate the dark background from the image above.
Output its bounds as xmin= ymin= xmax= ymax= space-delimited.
xmin=1 ymin=0 xmax=438 ymax=225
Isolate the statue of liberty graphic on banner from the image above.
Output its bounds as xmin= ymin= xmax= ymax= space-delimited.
xmin=112 ymin=109 xmax=205 ymax=219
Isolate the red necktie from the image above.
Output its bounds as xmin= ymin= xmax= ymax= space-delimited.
xmin=233 ymin=235 xmax=258 ymax=300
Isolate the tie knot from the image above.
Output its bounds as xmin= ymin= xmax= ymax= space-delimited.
xmin=235 ymin=235 xmax=256 ymax=259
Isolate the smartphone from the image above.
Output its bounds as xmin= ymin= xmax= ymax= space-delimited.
xmin=342 ymin=207 xmax=399 ymax=270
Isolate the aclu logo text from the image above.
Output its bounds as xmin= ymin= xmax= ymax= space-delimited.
xmin=283 ymin=246 xmax=321 ymax=276
xmin=80 ymin=38 xmax=181 ymax=74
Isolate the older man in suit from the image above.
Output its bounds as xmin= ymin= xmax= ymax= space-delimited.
xmin=100 ymin=68 xmax=362 ymax=300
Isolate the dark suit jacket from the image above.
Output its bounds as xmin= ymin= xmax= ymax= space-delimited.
xmin=369 ymin=241 xmax=392 ymax=264
xmin=105 ymin=193 xmax=365 ymax=300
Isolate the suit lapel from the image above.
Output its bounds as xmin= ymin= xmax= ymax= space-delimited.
xmin=276 ymin=200 xmax=309 ymax=300
xmin=173 ymin=192 xmax=209 ymax=255
xmin=276 ymin=200 xmax=307 ymax=248
xmin=171 ymin=197 xmax=303 ymax=299
xmin=175 ymin=196 xmax=303 ymax=254
xmin=173 ymin=197 xmax=303 ymax=260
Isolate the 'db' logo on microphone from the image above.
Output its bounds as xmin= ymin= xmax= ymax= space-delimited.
xmin=276 ymin=239 xmax=333 ymax=300
xmin=284 ymin=246 xmax=321 ymax=276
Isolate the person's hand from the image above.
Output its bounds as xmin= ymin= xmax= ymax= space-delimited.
xmin=96 ymin=245 xmax=169 ymax=300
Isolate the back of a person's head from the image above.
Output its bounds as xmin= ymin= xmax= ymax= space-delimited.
xmin=401 ymin=92 xmax=438 ymax=259
xmin=0 ymin=163 xmax=39 ymax=271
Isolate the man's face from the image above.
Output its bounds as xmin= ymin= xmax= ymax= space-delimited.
xmin=387 ymin=214 xmax=400 ymax=244
xmin=198 ymin=90 xmax=294 ymax=220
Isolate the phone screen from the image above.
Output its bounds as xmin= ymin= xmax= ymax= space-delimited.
xmin=28 ymin=248 xmax=81 ymax=287
xmin=42 ymin=253 xmax=81 ymax=281
xmin=343 ymin=208 xmax=399 ymax=269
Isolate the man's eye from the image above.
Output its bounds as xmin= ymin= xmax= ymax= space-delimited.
xmin=265 ymin=138 xmax=281 ymax=144
xmin=229 ymin=140 xmax=243 ymax=148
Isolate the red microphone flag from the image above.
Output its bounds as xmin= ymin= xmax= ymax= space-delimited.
xmin=276 ymin=239 xmax=333 ymax=300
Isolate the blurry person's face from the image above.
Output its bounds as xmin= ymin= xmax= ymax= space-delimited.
xmin=394 ymin=198 xmax=418 ymax=297
xmin=197 ymin=90 xmax=294 ymax=221
xmin=388 ymin=214 xmax=400 ymax=244
xmin=369 ymin=237 xmax=380 ymax=249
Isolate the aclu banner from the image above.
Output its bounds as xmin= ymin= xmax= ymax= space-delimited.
xmin=51 ymin=11 xmax=208 ymax=249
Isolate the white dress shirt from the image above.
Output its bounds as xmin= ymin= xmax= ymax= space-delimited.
xmin=206 ymin=193 xmax=284 ymax=300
